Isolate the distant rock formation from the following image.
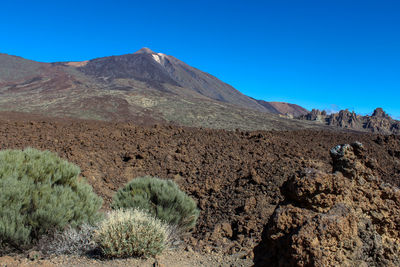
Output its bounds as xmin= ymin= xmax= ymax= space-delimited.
xmin=298 ymin=108 xmax=400 ymax=134
xmin=300 ymin=109 xmax=327 ymax=122
xmin=254 ymin=142 xmax=400 ymax=266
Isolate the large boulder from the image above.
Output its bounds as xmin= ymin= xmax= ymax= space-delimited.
xmin=254 ymin=142 xmax=400 ymax=266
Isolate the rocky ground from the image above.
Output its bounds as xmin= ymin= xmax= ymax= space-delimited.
xmin=0 ymin=112 xmax=399 ymax=265
xmin=0 ymin=248 xmax=252 ymax=267
xmin=254 ymin=142 xmax=400 ymax=266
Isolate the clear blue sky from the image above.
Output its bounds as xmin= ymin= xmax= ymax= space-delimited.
xmin=1 ymin=0 xmax=399 ymax=118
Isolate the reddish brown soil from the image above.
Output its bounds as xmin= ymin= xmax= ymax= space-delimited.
xmin=0 ymin=248 xmax=253 ymax=267
xmin=0 ymin=112 xmax=399 ymax=256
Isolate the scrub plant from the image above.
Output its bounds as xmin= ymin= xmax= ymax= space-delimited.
xmin=0 ymin=148 xmax=103 ymax=249
xmin=95 ymin=209 xmax=169 ymax=258
xmin=111 ymin=176 xmax=199 ymax=232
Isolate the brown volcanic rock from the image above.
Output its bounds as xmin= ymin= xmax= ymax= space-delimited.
xmin=254 ymin=142 xmax=400 ymax=266
xmin=0 ymin=113 xmax=400 ymax=257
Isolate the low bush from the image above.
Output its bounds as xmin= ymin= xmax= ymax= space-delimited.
xmin=111 ymin=176 xmax=199 ymax=232
xmin=95 ymin=209 xmax=169 ymax=258
xmin=0 ymin=148 xmax=103 ymax=249
xmin=37 ymin=224 xmax=97 ymax=256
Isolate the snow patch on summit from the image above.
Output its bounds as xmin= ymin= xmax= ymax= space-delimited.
xmin=152 ymin=54 xmax=161 ymax=63
xmin=152 ymin=53 xmax=166 ymax=64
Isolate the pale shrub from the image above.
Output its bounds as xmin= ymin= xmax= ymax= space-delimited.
xmin=38 ymin=224 xmax=97 ymax=256
xmin=95 ymin=209 xmax=170 ymax=258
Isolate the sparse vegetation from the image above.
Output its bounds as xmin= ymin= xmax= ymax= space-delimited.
xmin=37 ymin=224 xmax=97 ymax=256
xmin=111 ymin=176 xmax=199 ymax=232
xmin=95 ymin=209 xmax=169 ymax=258
xmin=0 ymin=148 xmax=103 ymax=249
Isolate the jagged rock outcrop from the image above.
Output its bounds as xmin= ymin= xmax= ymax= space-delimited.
xmin=326 ymin=109 xmax=361 ymax=128
xmin=365 ymin=108 xmax=397 ymax=134
xmin=254 ymin=142 xmax=400 ymax=267
xmin=300 ymin=109 xmax=327 ymax=122
xmin=298 ymin=108 xmax=400 ymax=135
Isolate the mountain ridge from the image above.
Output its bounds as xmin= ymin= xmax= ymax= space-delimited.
xmin=1 ymin=48 xmax=398 ymax=134
xmin=72 ymin=48 xmax=270 ymax=112
xmin=0 ymin=48 xmax=317 ymax=131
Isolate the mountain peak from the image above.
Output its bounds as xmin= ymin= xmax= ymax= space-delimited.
xmin=372 ymin=107 xmax=388 ymax=118
xmin=134 ymin=47 xmax=155 ymax=54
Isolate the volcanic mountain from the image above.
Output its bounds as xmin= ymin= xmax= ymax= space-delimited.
xmin=75 ymin=47 xmax=267 ymax=111
xmin=0 ymin=48 xmax=315 ymax=131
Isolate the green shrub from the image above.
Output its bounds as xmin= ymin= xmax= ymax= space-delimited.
xmin=111 ymin=176 xmax=199 ymax=232
xmin=0 ymin=148 xmax=103 ymax=249
xmin=95 ymin=209 xmax=169 ymax=258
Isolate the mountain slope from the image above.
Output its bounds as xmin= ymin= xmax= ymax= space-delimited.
xmin=0 ymin=49 xmax=320 ymax=131
xmin=0 ymin=53 xmax=45 ymax=83
xmin=75 ymin=48 xmax=268 ymax=112
xmin=256 ymin=100 xmax=309 ymax=117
